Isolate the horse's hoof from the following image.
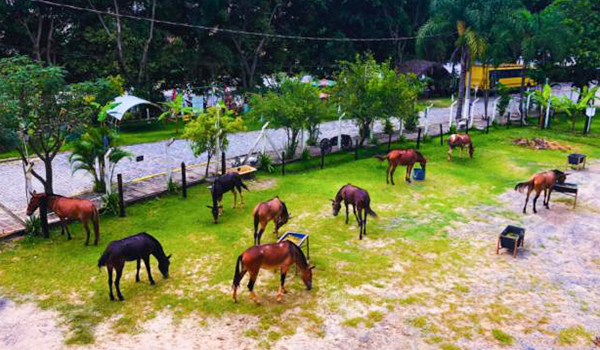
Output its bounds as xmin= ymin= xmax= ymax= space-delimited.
xmin=150 ymin=281 xmax=156 ymax=286
xmin=110 ymin=295 xmax=115 ymax=301
xmin=119 ymin=297 xmax=125 ymax=302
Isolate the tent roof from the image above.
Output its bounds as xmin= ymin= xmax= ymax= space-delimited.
xmin=107 ymin=95 xmax=159 ymax=121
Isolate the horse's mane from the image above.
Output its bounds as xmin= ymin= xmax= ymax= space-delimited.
xmin=414 ymin=150 xmax=426 ymax=161
xmin=288 ymin=241 xmax=308 ymax=269
xmin=278 ymin=198 xmax=289 ymax=218
xmin=552 ymin=169 xmax=565 ymax=176
xmin=138 ymin=232 xmax=167 ymax=258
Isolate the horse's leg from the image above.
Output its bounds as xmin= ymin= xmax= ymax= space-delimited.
xmin=345 ymin=203 xmax=349 ymax=224
xmin=352 ymin=205 xmax=360 ymax=226
xmin=257 ymin=225 xmax=266 ymax=246
xmin=143 ymin=255 xmax=155 ymax=285
xmin=233 ymin=267 xmax=247 ymax=302
xmin=135 ymin=259 xmax=141 ymax=282
xmin=523 ymin=188 xmax=532 ymax=214
xmin=232 ymin=190 xmax=237 ymax=209
xmin=82 ymin=220 xmax=91 ymax=246
xmin=238 ymin=186 xmax=245 ymax=207
xmin=363 ymin=209 xmax=368 ymax=237
xmin=543 ymin=188 xmax=548 ymax=208
xmin=115 ymin=263 xmax=125 ymax=301
xmin=533 ymin=190 xmax=541 ymax=214
xmin=386 ymin=162 xmax=391 ymax=184
xmin=278 ymin=264 xmax=291 ymax=302
xmin=406 ymin=164 xmax=414 ymax=183
xmin=107 ymin=267 xmax=115 ymax=301
xmin=390 ymin=165 xmax=397 ymax=185
xmin=247 ymin=270 xmax=261 ymax=304
xmin=546 ymin=189 xmax=553 ymax=209
xmin=447 ymin=147 xmax=453 ymax=162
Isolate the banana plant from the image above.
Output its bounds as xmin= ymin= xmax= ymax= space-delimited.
xmin=552 ymin=86 xmax=599 ymax=130
xmin=158 ymin=94 xmax=197 ymax=133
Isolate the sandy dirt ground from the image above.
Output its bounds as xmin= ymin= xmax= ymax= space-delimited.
xmin=2 ymin=164 xmax=600 ymax=350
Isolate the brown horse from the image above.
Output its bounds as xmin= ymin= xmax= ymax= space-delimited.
xmin=376 ymin=149 xmax=427 ymax=185
xmin=447 ymin=134 xmax=474 ymax=161
xmin=26 ymin=192 xmax=100 ymax=245
xmin=232 ymin=240 xmax=313 ymax=304
xmin=252 ymin=196 xmax=291 ymax=245
xmin=331 ymin=184 xmax=377 ymax=240
xmin=515 ymin=169 xmax=568 ymax=214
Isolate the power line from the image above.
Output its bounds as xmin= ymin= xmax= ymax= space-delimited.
xmin=32 ymin=0 xmax=448 ymax=42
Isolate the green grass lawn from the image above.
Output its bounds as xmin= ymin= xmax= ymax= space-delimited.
xmin=1 ymin=123 xmax=599 ymax=346
xmin=421 ymin=96 xmax=454 ymax=108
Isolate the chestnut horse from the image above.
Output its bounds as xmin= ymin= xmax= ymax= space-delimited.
xmin=252 ymin=196 xmax=290 ymax=245
xmin=98 ymin=232 xmax=171 ymax=301
xmin=447 ymin=134 xmax=474 ymax=161
xmin=207 ymin=172 xmax=249 ymax=224
xmin=376 ymin=149 xmax=427 ymax=185
xmin=26 ymin=192 xmax=100 ymax=245
xmin=515 ymin=169 xmax=568 ymax=214
xmin=331 ymin=184 xmax=377 ymax=240
xmin=232 ymin=240 xmax=313 ymax=304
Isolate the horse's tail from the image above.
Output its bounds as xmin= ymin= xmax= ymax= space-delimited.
xmin=92 ymin=206 xmax=100 ymax=240
xmin=232 ymin=254 xmax=244 ymax=289
xmin=253 ymin=209 xmax=259 ymax=239
xmin=97 ymin=246 xmax=111 ymax=268
xmin=514 ymin=180 xmax=533 ymax=193
xmin=366 ymin=205 xmax=378 ymax=218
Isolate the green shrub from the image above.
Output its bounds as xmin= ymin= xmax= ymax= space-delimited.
xmin=102 ymin=193 xmax=120 ymax=216
xmin=258 ymin=153 xmax=274 ymax=173
xmin=492 ymin=329 xmax=514 ymax=345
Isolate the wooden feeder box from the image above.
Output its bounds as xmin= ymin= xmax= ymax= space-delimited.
xmin=497 ymin=225 xmax=525 ymax=258
xmin=278 ymin=231 xmax=310 ymax=260
xmin=552 ymin=182 xmax=579 ymax=208
xmin=567 ymin=154 xmax=586 ymax=170
xmin=226 ymin=165 xmax=257 ymax=179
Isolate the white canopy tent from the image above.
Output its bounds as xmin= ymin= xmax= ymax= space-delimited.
xmin=107 ymin=95 xmax=160 ymax=121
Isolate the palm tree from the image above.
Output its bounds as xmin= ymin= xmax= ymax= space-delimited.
xmin=69 ymin=127 xmax=132 ymax=193
xmin=418 ymin=0 xmax=487 ymax=122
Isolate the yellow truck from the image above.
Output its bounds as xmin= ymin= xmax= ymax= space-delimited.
xmin=470 ymin=64 xmax=536 ymax=90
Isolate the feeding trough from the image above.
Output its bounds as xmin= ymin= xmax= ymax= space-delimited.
xmin=412 ymin=167 xmax=426 ymax=181
xmin=552 ymin=182 xmax=579 ymax=208
xmin=278 ymin=231 xmax=310 ymax=260
xmin=567 ymin=153 xmax=586 ymax=170
xmin=497 ymin=225 xmax=525 ymax=258
xmin=226 ymin=165 xmax=257 ymax=179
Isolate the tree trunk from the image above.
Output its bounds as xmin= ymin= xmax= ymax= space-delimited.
xmin=205 ymin=153 xmax=212 ymax=178
xmin=113 ymin=0 xmax=128 ymax=79
xmin=137 ymin=0 xmax=157 ymax=86
xmin=43 ymin=158 xmax=53 ymax=194
xmin=455 ymin=46 xmax=468 ymax=122
xmin=484 ymin=88 xmax=489 ymax=120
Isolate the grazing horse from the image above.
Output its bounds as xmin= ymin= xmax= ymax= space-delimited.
xmin=232 ymin=240 xmax=313 ymax=304
xmin=206 ymin=172 xmax=249 ymax=224
xmin=376 ymin=149 xmax=427 ymax=185
xmin=26 ymin=191 xmax=100 ymax=245
xmin=252 ymin=196 xmax=291 ymax=245
xmin=515 ymin=169 xmax=568 ymax=214
xmin=447 ymin=134 xmax=474 ymax=161
xmin=97 ymin=232 xmax=171 ymax=301
xmin=331 ymin=184 xmax=377 ymax=240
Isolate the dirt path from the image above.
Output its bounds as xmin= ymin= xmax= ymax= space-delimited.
xmin=2 ymin=163 xmax=600 ymax=350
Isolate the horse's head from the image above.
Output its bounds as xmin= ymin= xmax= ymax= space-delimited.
xmin=553 ymin=169 xmax=568 ymax=184
xmin=302 ymin=265 xmax=315 ymax=290
xmin=158 ymin=254 xmax=171 ymax=278
xmin=206 ymin=205 xmax=221 ymax=224
xmin=277 ymin=200 xmax=290 ymax=227
xmin=26 ymin=191 xmax=45 ymax=216
xmin=330 ymin=199 xmax=341 ymax=216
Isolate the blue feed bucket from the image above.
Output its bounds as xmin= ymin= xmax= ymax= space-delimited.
xmin=412 ymin=168 xmax=426 ymax=181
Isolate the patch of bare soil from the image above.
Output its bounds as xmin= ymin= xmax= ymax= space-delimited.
xmin=513 ymin=138 xmax=573 ymax=151
xmin=247 ymin=177 xmax=278 ymax=191
xmin=2 ymin=165 xmax=600 ymax=349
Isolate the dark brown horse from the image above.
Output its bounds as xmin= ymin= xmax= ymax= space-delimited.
xmin=515 ymin=169 xmax=568 ymax=214
xmin=26 ymin=192 xmax=100 ymax=245
xmin=98 ymin=232 xmax=171 ymax=301
xmin=331 ymin=184 xmax=377 ymax=240
xmin=252 ymin=196 xmax=290 ymax=245
xmin=447 ymin=134 xmax=474 ymax=161
xmin=232 ymin=240 xmax=313 ymax=304
xmin=376 ymin=149 xmax=427 ymax=185
xmin=207 ymin=172 xmax=249 ymax=224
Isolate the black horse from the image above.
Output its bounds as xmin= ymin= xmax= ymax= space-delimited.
xmin=98 ymin=232 xmax=171 ymax=301
xmin=331 ymin=184 xmax=377 ymax=240
xmin=207 ymin=172 xmax=249 ymax=224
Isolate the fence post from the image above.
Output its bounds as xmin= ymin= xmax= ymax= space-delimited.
xmin=117 ymin=174 xmax=126 ymax=217
xmin=40 ymin=194 xmax=49 ymax=238
xmin=416 ymin=128 xmax=421 ymax=149
xmin=221 ymin=151 xmax=226 ymax=175
xmin=486 ymin=118 xmax=490 ymax=134
xmin=281 ymin=152 xmax=286 ymax=176
xmin=181 ymin=162 xmax=187 ymax=199
xmin=439 ymin=124 xmax=443 ymax=146
xmin=465 ymin=123 xmax=469 ymax=134
xmin=507 ymin=112 xmax=511 ymax=129
xmin=354 ymin=143 xmax=359 ymax=160
xmin=387 ymin=134 xmax=392 ymax=152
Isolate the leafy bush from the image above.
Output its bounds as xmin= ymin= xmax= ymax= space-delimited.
xmin=301 ymin=148 xmax=311 ymax=161
xmin=496 ymin=83 xmax=511 ymax=119
xmin=24 ymin=216 xmax=41 ymax=236
xmin=258 ymin=153 xmax=274 ymax=173
xmin=102 ymin=193 xmax=120 ymax=216
xmin=167 ymin=178 xmax=179 ymax=193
